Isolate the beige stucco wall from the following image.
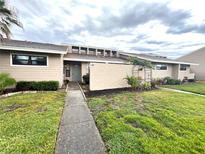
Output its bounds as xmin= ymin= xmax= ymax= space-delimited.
xmin=178 ymin=48 xmax=205 ymax=80
xmin=172 ymin=64 xmax=179 ymax=79
xmin=89 ymin=62 xmax=196 ymax=91
xmin=152 ymin=64 xmax=173 ymax=79
xmin=81 ymin=62 xmax=89 ymax=82
xmin=89 ymin=63 xmax=133 ymax=91
xmin=178 ymin=66 xmax=195 ymax=80
xmin=0 ymin=50 xmax=64 ymax=86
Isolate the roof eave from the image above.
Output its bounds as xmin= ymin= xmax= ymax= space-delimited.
xmin=0 ymin=46 xmax=67 ymax=54
xmin=63 ymin=57 xmax=127 ymax=64
xmin=120 ymin=53 xmax=198 ymax=65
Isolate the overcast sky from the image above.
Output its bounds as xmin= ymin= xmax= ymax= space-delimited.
xmin=8 ymin=0 xmax=205 ymax=58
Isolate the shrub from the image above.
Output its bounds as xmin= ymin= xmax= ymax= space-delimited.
xmin=83 ymin=73 xmax=89 ymax=84
xmin=141 ymin=81 xmax=151 ymax=90
xmin=125 ymin=76 xmax=141 ymax=90
xmin=163 ymin=77 xmax=181 ymax=85
xmin=16 ymin=81 xmax=34 ymax=91
xmin=16 ymin=81 xmax=59 ymax=91
xmin=188 ymin=79 xmax=196 ymax=82
xmin=151 ymin=78 xmax=163 ymax=88
xmin=0 ymin=73 xmax=16 ymax=93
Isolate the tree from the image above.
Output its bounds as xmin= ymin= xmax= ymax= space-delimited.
xmin=0 ymin=73 xmax=16 ymax=93
xmin=0 ymin=0 xmax=22 ymax=39
xmin=130 ymin=57 xmax=153 ymax=69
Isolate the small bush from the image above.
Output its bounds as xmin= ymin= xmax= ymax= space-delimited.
xmin=16 ymin=81 xmax=59 ymax=91
xmin=141 ymin=81 xmax=151 ymax=90
xmin=188 ymin=79 xmax=196 ymax=82
xmin=151 ymin=78 xmax=163 ymax=88
xmin=83 ymin=73 xmax=89 ymax=84
xmin=0 ymin=73 xmax=16 ymax=93
xmin=16 ymin=81 xmax=34 ymax=91
xmin=125 ymin=76 xmax=141 ymax=90
xmin=163 ymin=77 xmax=181 ymax=85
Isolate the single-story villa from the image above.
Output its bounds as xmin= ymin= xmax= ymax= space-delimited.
xmin=0 ymin=39 xmax=197 ymax=91
xmin=177 ymin=47 xmax=205 ymax=81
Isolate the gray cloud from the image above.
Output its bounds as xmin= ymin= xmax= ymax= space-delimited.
xmin=9 ymin=0 xmax=205 ymax=59
xmin=78 ymin=2 xmax=191 ymax=36
xmin=145 ymin=40 xmax=171 ymax=46
xmin=167 ymin=24 xmax=205 ymax=34
xmin=130 ymin=46 xmax=156 ymax=52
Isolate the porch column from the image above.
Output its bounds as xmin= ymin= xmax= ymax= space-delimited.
xmin=79 ymin=46 xmax=81 ymax=54
xmin=95 ymin=49 xmax=97 ymax=56
xmin=86 ymin=48 xmax=89 ymax=55
xmin=103 ymin=49 xmax=106 ymax=57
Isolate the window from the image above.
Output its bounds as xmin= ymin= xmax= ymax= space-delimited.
xmin=89 ymin=48 xmax=96 ymax=55
xmin=97 ymin=49 xmax=103 ymax=56
xmin=180 ymin=64 xmax=187 ymax=71
xmin=64 ymin=64 xmax=70 ymax=77
xmin=80 ymin=47 xmax=87 ymax=54
xmin=72 ymin=46 xmax=79 ymax=54
xmin=12 ymin=54 xmax=47 ymax=66
xmin=104 ymin=50 xmax=110 ymax=56
xmin=66 ymin=70 xmax=70 ymax=77
xmin=112 ymin=51 xmax=117 ymax=57
xmin=156 ymin=64 xmax=167 ymax=70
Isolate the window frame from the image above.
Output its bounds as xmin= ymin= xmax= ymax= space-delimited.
xmin=10 ymin=53 xmax=49 ymax=67
xmin=180 ymin=64 xmax=188 ymax=71
xmin=155 ymin=63 xmax=168 ymax=70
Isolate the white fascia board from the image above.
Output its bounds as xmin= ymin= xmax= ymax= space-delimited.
xmin=63 ymin=58 xmax=126 ymax=64
xmin=0 ymin=46 xmax=67 ymax=54
xmin=120 ymin=53 xmax=198 ymax=65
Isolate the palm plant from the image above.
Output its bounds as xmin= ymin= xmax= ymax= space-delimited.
xmin=0 ymin=0 xmax=22 ymax=39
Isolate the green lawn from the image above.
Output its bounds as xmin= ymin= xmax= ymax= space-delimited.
xmin=0 ymin=92 xmax=65 ymax=154
xmin=162 ymin=82 xmax=205 ymax=95
xmin=88 ymin=90 xmax=205 ymax=154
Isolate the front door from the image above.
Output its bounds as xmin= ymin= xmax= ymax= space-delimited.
xmin=72 ymin=64 xmax=81 ymax=81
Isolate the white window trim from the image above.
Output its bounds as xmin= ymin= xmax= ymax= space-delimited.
xmin=10 ymin=53 xmax=49 ymax=67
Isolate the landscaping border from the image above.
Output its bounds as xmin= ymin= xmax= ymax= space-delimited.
xmin=0 ymin=91 xmax=37 ymax=98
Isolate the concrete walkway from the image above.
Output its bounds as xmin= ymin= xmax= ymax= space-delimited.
xmin=161 ymin=87 xmax=205 ymax=97
xmin=55 ymin=82 xmax=106 ymax=154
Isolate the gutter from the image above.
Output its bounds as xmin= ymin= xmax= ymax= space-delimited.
xmin=0 ymin=46 xmax=67 ymax=54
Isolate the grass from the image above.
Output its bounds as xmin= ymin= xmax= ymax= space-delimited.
xmin=162 ymin=82 xmax=205 ymax=95
xmin=88 ymin=90 xmax=205 ymax=154
xmin=0 ymin=92 xmax=65 ymax=154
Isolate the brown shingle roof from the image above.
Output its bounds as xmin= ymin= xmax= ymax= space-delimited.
xmin=0 ymin=39 xmax=68 ymax=52
xmin=64 ymin=53 xmax=127 ymax=63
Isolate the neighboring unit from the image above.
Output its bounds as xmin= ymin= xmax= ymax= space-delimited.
xmin=0 ymin=39 xmax=197 ymax=91
xmin=177 ymin=47 xmax=205 ymax=81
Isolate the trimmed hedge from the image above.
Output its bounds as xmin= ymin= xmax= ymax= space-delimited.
xmin=163 ymin=77 xmax=181 ymax=85
xmin=16 ymin=81 xmax=59 ymax=91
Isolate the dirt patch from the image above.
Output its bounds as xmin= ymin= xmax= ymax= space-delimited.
xmin=85 ymin=87 xmax=158 ymax=98
xmin=134 ymin=95 xmax=146 ymax=114
xmin=126 ymin=121 xmax=141 ymax=128
xmin=4 ymin=104 xmax=28 ymax=112
xmin=36 ymin=107 xmax=48 ymax=112
xmin=85 ymin=88 xmax=133 ymax=97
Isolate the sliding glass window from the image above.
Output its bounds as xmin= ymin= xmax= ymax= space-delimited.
xmin=12 ymin=54 xmax=47 ymax=66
